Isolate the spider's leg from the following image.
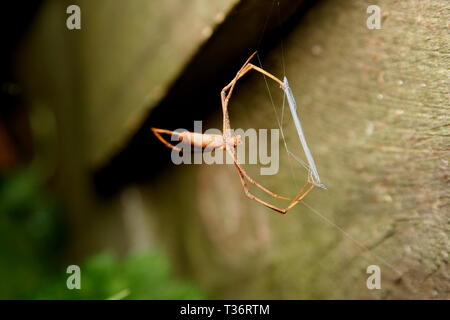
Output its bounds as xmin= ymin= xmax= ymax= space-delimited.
xmin=227 ymin=149 xmax=293 ymax=201
xmin=234 ymin=158 xmax=287 ymax=214
xmin=228 ymin=148 xmax=316 ymax=214
xmin=221 ymin=52 xmax=258 ymax=102
xmin=220 ymin=54 xmax=261 ymax=132
xmin=219 ymin=54 xmax=315 ymax=213
xmin=151 ymin=128 xmax=183 ymax=152
xmin=221 ymin=61 xmax=285 ymax=116
xmin=224 ymin=64 xmax=252 ymax=101
xmin=282 ymin=182 xmax=315 ymax=212
xmin=220 ymin=64 xmax=255 ymax=133
xmin=237 ymin=51 xmax=257 ymax=75
xmin=244 ymin=63 xmax=286 ymax=88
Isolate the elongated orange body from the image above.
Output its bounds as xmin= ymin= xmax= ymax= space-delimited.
xmin=178 ymin=132 xmax=225 ymax=149
xmin=151 ymin=128 xmax=242 ymax=151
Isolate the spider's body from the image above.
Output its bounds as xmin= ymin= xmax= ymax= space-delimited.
xmin=151 ymin=129 xmax=242 ymax=151
xmin=180 ymin=131 xmax=242 ymax=150
xmin=151 ymin=52 xmax=315 ymax=214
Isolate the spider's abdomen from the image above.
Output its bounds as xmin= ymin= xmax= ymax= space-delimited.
xmin=179 ymin=132 xmax=225 ymax=150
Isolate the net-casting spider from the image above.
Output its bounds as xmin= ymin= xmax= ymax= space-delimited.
xmin=151 ymin=52 xmax=316 ymax=214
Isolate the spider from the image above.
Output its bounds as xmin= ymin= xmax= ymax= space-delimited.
xmin=151 ymin=52 xmax=316 ymax=214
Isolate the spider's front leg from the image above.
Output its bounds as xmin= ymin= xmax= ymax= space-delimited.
xmin=218 ymin=53 xmax=316 ymax=214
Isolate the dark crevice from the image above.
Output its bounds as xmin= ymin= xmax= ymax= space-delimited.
xmin=0 ymin=1 xmax=44 ymax=165
xmin=93 ymin=0 xmax=319 ymax=198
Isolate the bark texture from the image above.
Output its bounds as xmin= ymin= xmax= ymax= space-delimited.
xmin=148 ymin=0 xmax=449 ymax=299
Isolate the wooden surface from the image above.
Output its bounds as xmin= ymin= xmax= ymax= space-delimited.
xmin=147 ymin=0 xmax=449 ymax=299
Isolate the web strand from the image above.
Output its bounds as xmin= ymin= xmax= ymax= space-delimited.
xmin=252 ymin=0 xmax=401 ymax=279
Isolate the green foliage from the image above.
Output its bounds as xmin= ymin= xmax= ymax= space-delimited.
xmin=0 ymin=166 xmax=205 ymax=299
xmin=0 ymin=166 xmax=66 ymax=299
xmin=34 ymin=251 xmax=206 ymax=300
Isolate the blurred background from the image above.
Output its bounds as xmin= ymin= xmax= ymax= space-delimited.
xmin=0 ymin=0 xmax=448 ymax=299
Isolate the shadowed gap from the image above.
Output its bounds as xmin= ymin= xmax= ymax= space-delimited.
xmin=93 ymin=0 xmax=320 ymax=197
